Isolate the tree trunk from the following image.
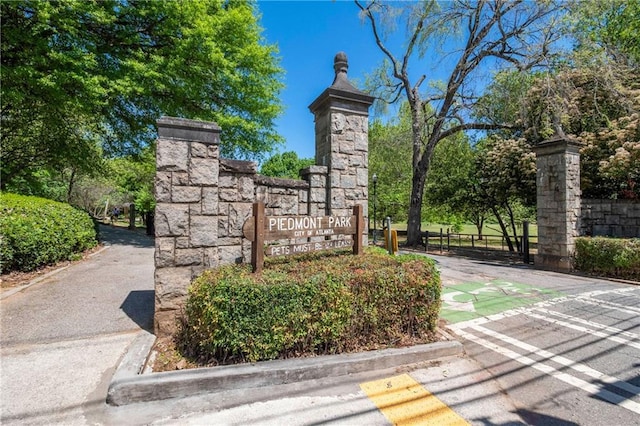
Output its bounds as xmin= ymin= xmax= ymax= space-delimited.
xmin=505 ymin=202 xmax=521 ymax=252
xmin=66 ymin=168 xmax=76 ymax=203
xmin=490 ymin=205 xmax=515 ymax=252
xmin=474 ymin=214 xmax=485 ymax=241
xmin=406 ymin=166 xmax=429 ymax=247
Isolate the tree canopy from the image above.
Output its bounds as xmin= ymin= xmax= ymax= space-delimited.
xmin=1 ymin=0 xmax=283 ymax=189
xmin=259 ymin=151 xmax=314 ymax=180
xmin=357 ymin=0 xmax=561 ymax=246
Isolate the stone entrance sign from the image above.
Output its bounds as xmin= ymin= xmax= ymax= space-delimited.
xmin=244 ymin=202 xmax=364 ymax=272
xmin=153 ymin=52 xmax=373 ymax=335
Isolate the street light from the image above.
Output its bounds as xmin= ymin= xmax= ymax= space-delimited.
xmin=372 ymin=173 xmax=378 ymax=245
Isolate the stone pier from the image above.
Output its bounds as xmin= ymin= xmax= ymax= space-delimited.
xmin=533 ymin=134 xmax=582 ymax=272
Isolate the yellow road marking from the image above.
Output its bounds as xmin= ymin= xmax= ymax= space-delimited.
xmin=360 ymin=373 xmax=469 ymax=426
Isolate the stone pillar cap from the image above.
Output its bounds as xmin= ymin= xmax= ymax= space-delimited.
xmin=309 ymin=52 xmax=374 ymax=114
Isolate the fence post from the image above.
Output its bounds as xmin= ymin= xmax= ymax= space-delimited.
xmin=128 ymin=203 xmax=136 ymax=230
xmin=439 ymin=228 xmax=443 ymax=253
xmin=523 ymin=221 xmax=530 ymax=264
xmin=353 ymin=205 xmax=364 ymax=255
xmin=251 ymin=202 xmax=265 ymax=273
xmin=385 ymin=217 xmax=393 ymax=255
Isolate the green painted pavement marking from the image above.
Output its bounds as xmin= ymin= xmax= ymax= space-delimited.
xmin=440 ymin=280 xmax=563 ymax=324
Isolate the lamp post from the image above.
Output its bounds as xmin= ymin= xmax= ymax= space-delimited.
xmin=372 ymin=173 xmax=378 ymax=245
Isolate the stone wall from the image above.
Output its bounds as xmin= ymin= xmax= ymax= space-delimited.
xmin=154 ymin=53 xmax=373 ymax=335
xmin=580 ymin=199 xmax=640 ymax=238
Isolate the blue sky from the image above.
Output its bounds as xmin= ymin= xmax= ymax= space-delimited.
xmin=258 ymin=1 xmax=387 ymax=160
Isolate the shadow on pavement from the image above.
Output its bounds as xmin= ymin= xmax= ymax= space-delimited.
xmin=515 ymin=409 xmax=579 ymax=426
xmin=120 ymin=290 xmax=155 ymax=333
xmin=98 ymin=224 xmax=154 ymax=248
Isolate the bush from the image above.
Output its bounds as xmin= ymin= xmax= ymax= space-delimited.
xmin=0 ymin=193 xmax=98 ymax=273
xmin=180 ymin=248 xmax=441 ymax=364
xmin=574 ymin=237 xmax=640 ymax=280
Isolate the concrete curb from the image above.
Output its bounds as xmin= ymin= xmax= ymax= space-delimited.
xmin=107 ymin=338 xmax=463 ymax=406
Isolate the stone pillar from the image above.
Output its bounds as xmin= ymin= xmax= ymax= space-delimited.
xmin=308 ymin=52 xmax=374 ymax=245
xmin=300 ymin=165 xmax=328 ymax=217
xmin=154 ymin=117 xmax=221 ymax=336
xmin=532 ymin=134 xmax=582 ymax=272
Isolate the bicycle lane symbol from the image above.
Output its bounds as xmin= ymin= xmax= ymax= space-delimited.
xmin=440 ymin=280 xmax=563 ymax=324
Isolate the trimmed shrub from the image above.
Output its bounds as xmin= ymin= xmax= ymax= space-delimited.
xmin=0 ymin=193 xmax=98 ymax=273
xmin=574 ymin=237 xmax=640 ymax=281
xmin=180 ymin=248 xmax=441 ymax=364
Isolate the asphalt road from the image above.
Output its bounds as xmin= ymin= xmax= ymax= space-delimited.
xmin=435 ymin=254 xmax=640 ymax=426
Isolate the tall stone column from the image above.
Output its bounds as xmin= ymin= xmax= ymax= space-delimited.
xmin=532 ymin=134 xmax=582 ymax=272
xmin=154 ymin=117 xmax=221 ymax=336
xmin=308 ymin=52 xmax=374 ymax=244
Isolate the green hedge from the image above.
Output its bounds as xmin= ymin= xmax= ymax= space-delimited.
xmin=0 ymin=193 xmax=98 ymax=273
xmin=180 ymin=248 xmax=442 ymax=364
xmin=574 ymin=237 xmax=640 ymax=281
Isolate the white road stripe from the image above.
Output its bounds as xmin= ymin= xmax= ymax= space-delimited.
xmin=454 ymin=328 xmax=640 ymax=415
xmin=523 ymin=311 xmax=640 ymax=351
xmin=451 ymin=287 xmax=639 ymax=331
xmin=574 ymin=296 xmax=640 ymax=316
xmin=471 ymin=325 xmax=640 ymax=397
xmin=532 ymin=307 xmax=640 ymax=340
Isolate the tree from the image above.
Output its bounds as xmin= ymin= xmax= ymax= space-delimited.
xmin=259 ymin=151 xmax=314 ymax=179
xmin=475 ymin=136 xmax=536 ymax=251
xmin=356 ymin=0 xmax=561 ymax=246
xmin=424 ymin=134 xmax=488 ymax=237
xmin=107 ymin=145 xmax=157 ymax=216
xmin=368 ymin=102 xmax=414 ymax=223
xmin=1 ymin=0 xmax=283 ymax=190
xmin=569 ymin=0 xmax=640 ymax=65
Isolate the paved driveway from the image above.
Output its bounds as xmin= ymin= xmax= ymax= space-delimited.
xmin=0 ymin=225 xmax=154 ymax=425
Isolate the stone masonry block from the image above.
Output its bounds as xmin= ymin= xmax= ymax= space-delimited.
xmin=157 ymin=138 xmax=189 ymax=172
xmin=190 ymin=215 xmax=218 ymax=247
xmin=175 ymin=237 xmax=190 ymax=249
xmin=331 ymin=113 xmax=346 ymax=133
xmin=190 ymin=158 xmax=219 ymax=186
xmin=175 ymin=248 xmax=204 ymax=266
xmin=219 ymin=245 xmax=243 ymax=265
xmin=155 ymin=172 xmax=172 ymax=203
xmin=219 ymin=188 xmax=238 ymax=202
xmin=219 ymin=174 xmax=236 ymax=188
xmin=154 ymin=237 xmax=175 ymax=268
xmin=341 ymin=174 xmax=356 ymax=189
xmin=191 ymin=142 xmax=208 ymax=158
xmin=239 ymin=176 xmax=255 ymax=201
xmin=202 ymin=187 xmax=219 ymax=215
xmin=172 ymin=186 xmax=201 ymax=203
xmin=204 ymin=247 xmax=219 ymax=268
xmin=356 ymin=167 xmax=368 ymax=187
xmin=155 ymin=267 xmax=192 ymax=309
xmin=155 ymin=203 xmax=189 ymax=237
xmin=173 ymin=172 xmax=189 ymax=186
xmin=355 ymin=132 xmax=368 ymax=151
